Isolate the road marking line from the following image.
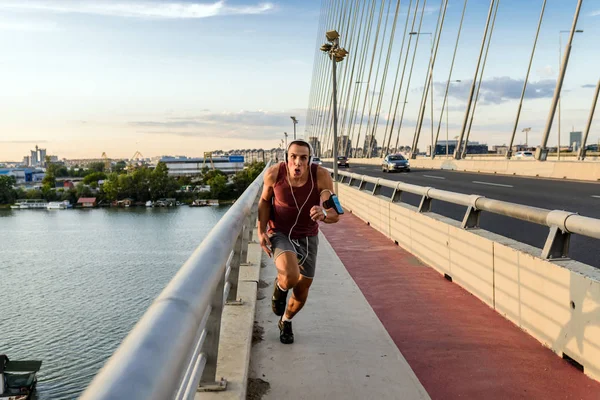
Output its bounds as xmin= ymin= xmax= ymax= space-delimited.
xmin=424 ymin=175 xmax=446 ymax=180
xmin=592 ymin=195 xmax=600 ymax=199
xmin=473 ymin=181 xmax=513 ymax=188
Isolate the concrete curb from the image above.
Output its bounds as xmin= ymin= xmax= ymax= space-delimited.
xmin=197 ymin=228 xmax=262 ymax=400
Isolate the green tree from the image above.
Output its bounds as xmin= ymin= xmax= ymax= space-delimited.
xmin=0 ymin=176 xmax=17 ymax=204
xmin=76 ymin=183 xmax=93 ymax=199
xmin=25 ymin=189 xmax=43 ymax=200
xmin=207 ymin=174 xmax=228 ymax=199
xmin=114 ymin=161 xmax=127 ymax=174
xmin=149 ymin=162 xmax=178 ymax=200
xmin=47 ymin=163 xmax=69 ymax=178
xmin=60 ymin=188 xmax=78 ymax=205
xmin=83 ymin=172 xmax=107 ymax=185
xmin=42 ymin=173 xmax=56 ymax=188
xmin=102 ymin=173 xmax=120 ymax=201
xmin=87 ymin=162 xmax=105 ymax=173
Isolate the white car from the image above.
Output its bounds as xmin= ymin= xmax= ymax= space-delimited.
xmin=312 ymin=157 xmax=323 ymax=165
xmin=514 ymin=151 xmax=534 ymax=159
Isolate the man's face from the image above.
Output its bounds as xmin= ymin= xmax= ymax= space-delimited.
xmin=287 ymin=143 xmax=310 ymax=178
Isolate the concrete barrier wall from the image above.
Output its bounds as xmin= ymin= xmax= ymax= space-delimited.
xmin=325 ymin=158 xmax=600 ymax=181
xmin=337 ymin=184 xmax=600 ymax=382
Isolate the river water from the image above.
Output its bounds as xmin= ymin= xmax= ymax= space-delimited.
xmin=0 ymin=206 xmax=229 ymax=399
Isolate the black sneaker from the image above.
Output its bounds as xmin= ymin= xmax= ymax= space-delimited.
xmin=271 ymin=278 xmax=288 ymax=316
xmin=278 ymin=318 xmax=294 ymax=344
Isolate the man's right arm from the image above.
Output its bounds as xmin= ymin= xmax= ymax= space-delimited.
xmin=257 ymin=165 xmax=278 ymax=256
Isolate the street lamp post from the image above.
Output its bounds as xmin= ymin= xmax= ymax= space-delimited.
xmin=557 ymin=29 xmax=583 ymax=161
xmin=284 ymin=132 xmax=288 ymax=149
xmin=320 ymin=30 xmax=349 ymax=191
xmin=290 ymin=116 xmax=298 ymax=140
xmin=522 ymin=127 xmax=531 ymax=148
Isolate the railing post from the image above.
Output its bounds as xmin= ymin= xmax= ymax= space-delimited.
xmin=391 ymin=183 xmax=402 ymax=203
xmin=461 ymin=196 xmax=484 ymax=229
xmin=541 ymin=210 xmax=577 ymax=259
xmin=372 ymin=179 xmax=381 ymax=196
xmin=418 ymin=188 xmax=433 ymax=213
xmin=198 ymin=270 xmax=227 ymax=392
xmin=541 ymin=226 xmax=571 ymax=259
xmin=461 ymin=206 xmax=481 ymax=229
xmin=358 ymin=176 xmax=366 ymax=191
xmin=226 ymin=230 xmax=244 ymax=305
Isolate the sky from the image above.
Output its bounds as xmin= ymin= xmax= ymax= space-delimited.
xmin=0 ymin=0 xmax=598 ymax=161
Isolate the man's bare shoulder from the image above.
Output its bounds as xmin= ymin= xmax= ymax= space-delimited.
xmin=316 ymin=165 xmax=331 ymax=180
xmin=264 ymin=163 xmax=281 ymax=185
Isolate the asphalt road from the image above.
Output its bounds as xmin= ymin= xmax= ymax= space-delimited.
xmin=323 ymin=162 xmax=600 ymax=268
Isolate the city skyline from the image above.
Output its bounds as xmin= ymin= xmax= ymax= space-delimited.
xmin=0 ymin=0 xmax=598 ymax=160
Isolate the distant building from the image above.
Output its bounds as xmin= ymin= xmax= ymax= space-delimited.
xmin=337 ymin=135 xmax=352 ymax=158
xmin=308 ymin=136 xmax=321 ymax=157
xmin=77 ymin=197 xmax=97 ymax=208
xmin=38 ymin=148 xmax=47 ymax=166
xmin=570 ymin=131 xmax=582 ymax=151
xmin=492 ymin=145 xmax=509 ymax=155
xmin=161 ymin=155 xmax=245 ymax=177
xmin=363 ymin=135 xmax=378 ymax=158
xmin=431 ymin=141 xmax=488 ymax=156
xmin=0 ymin=168 xmax=45 ymax=184
xmin=30 ymin=150 xmax=38 ymax=166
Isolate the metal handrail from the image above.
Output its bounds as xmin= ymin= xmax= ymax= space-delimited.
xmin=81 ymin=163 xmax=269 ymax=400
xmin=330 ymin=169 xmax=600 ymax=259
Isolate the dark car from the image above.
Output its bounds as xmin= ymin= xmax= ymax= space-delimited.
xmin=337 ymin=156 xmax=349 ymax=168
xmin=382 ymin=154 xmax=410 ymax=172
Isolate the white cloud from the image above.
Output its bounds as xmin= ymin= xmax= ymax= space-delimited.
xmin=0 ymin=19 xmax=59 ymax=31
xmin=536 ymin=65 xmax=555 ymax=78
xmin=589 ymin=9 xmax=600 ymax=17
xmin=0 ymin=1 xmax=274 ymax=19
xmin=131 ymin=109 xmax=304 ymax=140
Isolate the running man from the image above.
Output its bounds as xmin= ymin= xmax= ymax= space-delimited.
xmin=257 ymin=139 xmax=341 ymax=344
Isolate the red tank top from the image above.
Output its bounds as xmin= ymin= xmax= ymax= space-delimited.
xmin=269 ymin=162 xmax=320 ymax=238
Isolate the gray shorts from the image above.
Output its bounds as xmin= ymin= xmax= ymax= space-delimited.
xmin=270 ymin=231 xmax=319 ymax=278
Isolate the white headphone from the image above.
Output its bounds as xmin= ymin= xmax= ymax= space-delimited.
xmin=284 ymin=139 xmax=316 ymax=266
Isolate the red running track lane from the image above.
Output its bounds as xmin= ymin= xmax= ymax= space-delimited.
xmin=320 ymin=213 xmax=600 ymax=400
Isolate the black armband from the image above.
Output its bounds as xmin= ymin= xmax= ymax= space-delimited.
xmin=323 ymin=194 xmax=344 ymax=215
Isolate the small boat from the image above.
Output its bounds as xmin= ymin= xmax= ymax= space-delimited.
xmin=0 ymin=355 xmax=42 ymax=400
xmin=190 ymin=199 xmax=208 ymax=207
xmin=47 ymin=202 xmax=67 ymax=210
xmin=145 ymin=200 xmax=153 ymax=207
xmin=10 ymin=200 xmax=48 ymax=210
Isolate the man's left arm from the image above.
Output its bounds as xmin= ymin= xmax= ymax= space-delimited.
xmin=309 ymin=166 xmax=340 ymax=224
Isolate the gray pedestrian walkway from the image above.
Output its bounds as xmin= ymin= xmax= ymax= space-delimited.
xmin=247 ymin=232 xmax=430 ymax=400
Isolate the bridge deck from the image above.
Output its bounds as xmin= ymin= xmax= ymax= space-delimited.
xmin=318 ymin=212 xmax=600 ymax=399
xmin=247 ymin=230 xmax=429 ymax=399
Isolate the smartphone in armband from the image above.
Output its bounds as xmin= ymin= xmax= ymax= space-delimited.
xmin=324 ymin=194 xmax=344 ymax=215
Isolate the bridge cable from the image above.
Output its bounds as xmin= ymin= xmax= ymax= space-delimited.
xmin=507 ymin=0 xmax=547 ymax=158
xmin=384 ymin=0 xmax=422 ymax=154
xmin=454 ymin=0 xmax=497 ymax=159
xmin=410 ymin=0 xmax=449 ymax=158
xmin=362 ymin=0 xmax=394 ymax=158
xmin=382 ymin=0 xmax=415 ymax=156
xmin=392 ymin=0 xmax=428 ymax=153
xmin=351 ymin=0 xmax=388 ymax=159
xmin=345 ymin=0 xmax=378 ymax=158
xmin=366 ymin=0 xmax=403 ymax=159
xmin=341 ymin=0 xmax=377 ymax=157
xmin=431 ymin=0 xmax=469 ymax=160
xmin=461 ymin=0 xmax=500 ymax=158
